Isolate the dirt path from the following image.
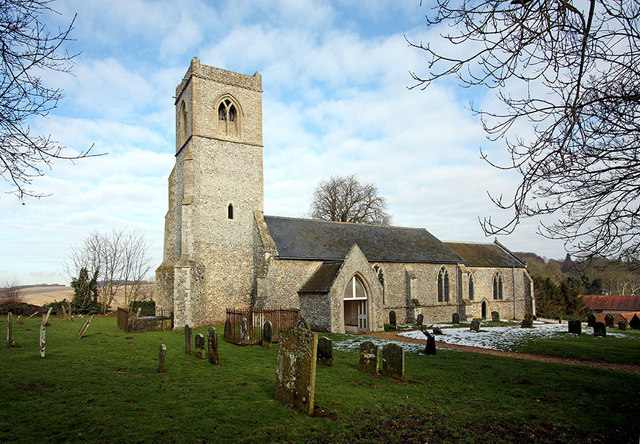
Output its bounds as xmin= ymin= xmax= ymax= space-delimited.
xmin=362 ymin=330 xmax=640 ymax=374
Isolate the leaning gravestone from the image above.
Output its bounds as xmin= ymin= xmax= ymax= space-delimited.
xmin=157 ymin=344 xmax=167 ymax=373
xmin=618 ymin=320 xmax=629 ymax=330
xmin=604 ymin=314 xmax=615 ymax=328
xmin=421 ymin=329 xmax=436 ymax=355
xmin=491 ymin=311 xmax=500 ymax=322
xmin=416 ymin=313 xmax=424 ymax=326
xmin=208 ymin=327 xmax=219 ymax=365
xmin=587 ymin=313 xmax=596 ymax=327
xmin=382 ymin=343 xmax=405 ymax=381
xmin=452 ymin=313 xmax=460 ymax=324
xmin=185 ymin=324 xmax=192 ymax=354
xmin=629 ymin=314 xmax=640 ymax=330
xmin=389 ymin=311 xmax=397 ymax=330
xmin=359 ymin=341 xmax=379 ymax=374
xmin=568 ymin=320 xmax=581 ymax=335
xmin=521 ymin=313 xmax=534 ymax=328
xmin=470 ymin=320 xmax=480 ymax=332
xmin=275 ymin=317 xmax=317 ymax=416
xmin=432 ymin=326 xmax=443 ymax=335
xmin=262 ymin=321 xmax=273 ymax=349
xmin=76 ymin=316 xmax=93 ymax=339
xmin=317 ymin=336 xmax=333 ymax=366
xmin=39 ymin=324 xmax=46 ymax=358
xmin=194 ymin=333 xmax=206 ymax=359
xmin=593 ymin=322 xmax=606 ymax=337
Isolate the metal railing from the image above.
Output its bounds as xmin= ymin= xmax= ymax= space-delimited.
xmin=225 ymin=308 xmax=300 ymax=345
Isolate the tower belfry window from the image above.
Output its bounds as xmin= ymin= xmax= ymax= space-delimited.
xmin=217 ymin=98 xmax=239 ymax=137
xmin=228 ymin=204 xmax=234 ymax=219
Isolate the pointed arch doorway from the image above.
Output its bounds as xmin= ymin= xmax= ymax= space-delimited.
xmin=344 ymin=275 xmax=368 ymax=332
xmin=481 ymin=301 xmax=487 ymax=319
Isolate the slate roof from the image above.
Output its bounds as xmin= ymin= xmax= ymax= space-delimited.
xmin=581 ymin=295 xmax=640 ymax=312
xmin=298 ymin=262 xmax=342 ymax=294
xmin=263 ymin=216 xmax=463 ymax=263
xmin=444 ymin=242 xmax=525 ymax=268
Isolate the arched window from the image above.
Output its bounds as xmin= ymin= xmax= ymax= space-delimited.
xmin=493 ymin=272 xmax=503 ymax=300
xmin=373 ymin=265 xmax=384 ymax=285
xmin=179 ymin=100 xmax=187 ymax=146
xmin=469 ymin=274 xmax=474 ymax=301
xmin=227 ymin=204 xmax=234 ymax=220
xmin=437 ymin=267 xmax=449 ymax=302
xmin=344 ymin=275 xmax=367 ymax=299
xmin=217 ymin=97 xmax=239 ymax=137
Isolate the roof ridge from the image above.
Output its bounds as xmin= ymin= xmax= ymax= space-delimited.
xmin=263 ymin=214 xmax=423 ymax=231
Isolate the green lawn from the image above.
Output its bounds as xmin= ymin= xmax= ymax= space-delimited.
xmin=1 ymin=316 xmax=639 ymax=443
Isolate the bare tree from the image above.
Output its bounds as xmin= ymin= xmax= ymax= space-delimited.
xmin=309 ymin=174 xmax=392 ymax=225
xmin=1 ymin=0 xmax=99 ymax=201
xmin=0 ymin=280 xmax=24 ymax=311
xmin=409 ymin=1 xmax=640 ymax=261
xmin=67 ymin=228 xmax=152 ymax=312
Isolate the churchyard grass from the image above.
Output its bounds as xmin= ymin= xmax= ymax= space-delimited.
xmin=0 ymin=316 xmax=638 ymax=443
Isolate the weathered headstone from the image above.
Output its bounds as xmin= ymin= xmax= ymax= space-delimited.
xmin=359 ymin=341 xmax=379 ymax=374
xmin=470 ymin=319 xmax=480 ymax=332
xmin=452 ymin=313 xmax=460 ymax=324
xmin=593 ymin=322 xmax=606 ymax=337
xmin=416 ymin=313 xmax=424 ymax=326
xmin=618 ymin=320 xmax=629 ymax=330
xmin=568 ymin=319 xmax=581 ymax=334
xmin=39 ymin=324 xmax=46 ymax=358
xmin=61 ymin=305 xmax=69 ymax=321
xmin=587 ymin=313 xmax=596 ymax=327
xmin=521 ymin=313 xmax=533 ymax=328
xmin=6 ymin=312 xmax=13 ymax=348
xmin=207 ymin=327 xmax=219 ymax=365
xmin=297 ymin=316 xmax=311 ymax=331
xmin=604 ymin=314 xmax=615 ymax=328
xmin=630 ymin=314 xmax=640 ymax=330
xmin=185 ymin=324 xmax=192 ymax=354
xmin=194 ymin=333 xmax=206 ymax=359
xmin=389 ymin=311 xmax=397 ymax=330
xmin=491 ymin=311 xmax=500 ymax=322
xmin=317 ymin=336 xmax=333 ymax=366
xmin=421 ymin=329 xmax=436 ymax=355
xmin=275 ymin=322 xmax=318 ymax=416
xmin=382 ymin=343 xmax=405 ymax=381
xmin=157 ymin=344 xmax=167 ymax=373
xmin=432 ymin=326 xmax=443 ymax=335
xmin=42 ymin=307 xmax=52 ymax=325
xmin=240 ymin=317 xmax=249 ymax=341
xmin=262 ymin=321 xmax=273 ymax=349
xmin=75 ymin=316 xmax=92 ymax=339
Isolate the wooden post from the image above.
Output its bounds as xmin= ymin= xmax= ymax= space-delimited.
xmin=42 ymin=307 xmax=52 ymax=325
xmin=76 ymin=316 xmax=93 ymax=339
xmin=39 ymin=324 xmax=46 ymax=358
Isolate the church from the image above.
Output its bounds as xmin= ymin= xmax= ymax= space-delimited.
xmin=155 ymin=58 xmax=535 ymax=333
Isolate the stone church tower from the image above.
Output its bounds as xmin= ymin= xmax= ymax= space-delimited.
xmin=156 ymin=58 xmax=263 ymax=327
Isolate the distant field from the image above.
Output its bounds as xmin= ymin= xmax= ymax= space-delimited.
xmin=19 ymin=284 xmax=154 ymax=308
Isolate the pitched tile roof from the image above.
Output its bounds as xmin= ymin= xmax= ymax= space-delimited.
xmin=581 ymin=295 xmax=640 ymax=312
xmin=298 ymin=262 xmax=342 ymax=294
xmin=444 ymin=241 xmax=526 ymax=268
xmin=263 ymin=216 xmax=463 ymax=263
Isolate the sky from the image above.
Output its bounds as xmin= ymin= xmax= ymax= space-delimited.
xmin=0 ymin=0 xmax=568 ymax=286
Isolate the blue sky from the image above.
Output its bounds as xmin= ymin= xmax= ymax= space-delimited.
xmin=0 ymin=0 xmax=567 ymax=285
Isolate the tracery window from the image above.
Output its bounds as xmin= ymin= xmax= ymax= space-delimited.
xmin=437 ymin=267 xmax=449 ymax=302
xmin=493 ymin=272 xmax=503 ymax=300
xmin=345 ymin=275 xmax=367 ymax=299
xmin=469 ymin=274 xmax=474 ymax=301
xmin=217 ymin=97 xmax=239 ymax=137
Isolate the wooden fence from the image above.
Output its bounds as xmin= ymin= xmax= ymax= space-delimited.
xmin=117 ymin=307 xmax=173 ymax=332
xmin=224 ymin=308 xmax=300 ymax=345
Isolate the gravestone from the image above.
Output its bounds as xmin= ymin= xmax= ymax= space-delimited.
xmin=521 ymin=313 xmax=533 ymax=328
xmin=593 ymin=322 xmax=606 ymax=337
xmin=604 ymin=314 xmax=615 ymax=328
xmin=42 ymin=307 xmax=52 ymax=325
xmin=568 ymin=320 xmax=581 ymax=335
xmin=76 ymin=316 xmax=92 ymax=339
xmin=432 ymin=326 xmax=443 ymax=335
xmin=630 ymin=314 xmax=640 ymax=330
xmin=618 ymin=320 xmax=629 ymax=330
xmin=317 ymin=336 xmax=333 ymax=366
xmin=382 ymin=343 xmax=405 ymax=381
xmin=208 ymin=327 xmax=219 ymax=365
xmin=416 ymin=313 xmax=424 ymax=326
xmin=470 ymin=320 xmax=480 ymax=332
xmin=389 ymin=311 xmax=397 ymax=330
xmin=297 ymin=317 xmax=311 ymax=331
xmin=262 ymin=321 xmax=273 ymax=349
xmin=421 ymin=329 xmax=436 ymax=355
xmin=185 ymin=324 xmax=192 ymax=354
xmin=452 ymin=313 xmax=460 ymax=324
xmin=587 ymin=313 xmax=596 ymax=327
xmin=240 ymin=317 xmax=249 ymax=341
xmin=359 ymin=341 xmax=379 ymax=374
xmin=195 ymin=333 xmax=206 ymax=359
xmin=6 ymin=312 xmax=15 ymax=348
xmin=275 ymin=319 xmax=318 ymax=416
xmin=157 ymin=344 xmax=167 ymax=373
xmin=39 ymin=324 xmax=46 ymax=358
xmin=491 ymin=311 xmax=500 ymax=322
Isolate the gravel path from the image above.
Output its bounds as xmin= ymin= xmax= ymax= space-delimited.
xmin=361 ymin=330 xmax=640 ymax=374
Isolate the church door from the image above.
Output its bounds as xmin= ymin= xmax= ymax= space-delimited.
xmin=482 ymin=301 xmax=487 ymax=318
xmin=344 ymin=275 xmax=369 ymax=332
xmin=357 ymin=300 xmax=368 ymax=330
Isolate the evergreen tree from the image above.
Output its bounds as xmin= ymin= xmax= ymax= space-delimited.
xmin=70 ymin=267 xmax=101 ymax=314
